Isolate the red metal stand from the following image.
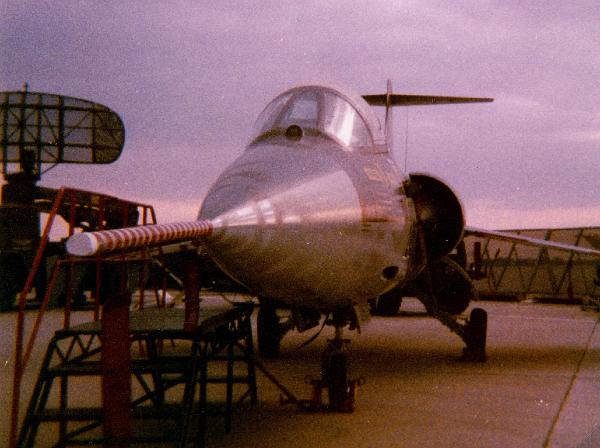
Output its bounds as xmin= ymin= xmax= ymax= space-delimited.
xmin=101 ymin=291 xmax=133 ymax=447
xmin=183 ymin=251 xmax=201 ymax=332
xmin=9 ymin=187 xmax=156 ymax=448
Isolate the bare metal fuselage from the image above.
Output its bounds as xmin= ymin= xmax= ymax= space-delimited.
xmin=199 ymin=135 xmax=416 ymax=310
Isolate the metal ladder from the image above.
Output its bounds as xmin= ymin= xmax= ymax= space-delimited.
xmin=17 ymin=304 xmax=257 ymax=447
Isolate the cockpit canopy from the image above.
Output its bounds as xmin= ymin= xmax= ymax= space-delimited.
xmin=251 ymin=85 xmax=383 ymax=150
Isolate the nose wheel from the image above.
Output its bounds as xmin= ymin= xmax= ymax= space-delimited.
xmin=322 ymin=336 xmax=350 ymax=410
xmin=303 ymin=317 xmax=364 ymax=413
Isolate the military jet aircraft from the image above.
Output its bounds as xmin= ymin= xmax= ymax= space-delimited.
xmin=67 ymin=81 xmax=600 ymax=410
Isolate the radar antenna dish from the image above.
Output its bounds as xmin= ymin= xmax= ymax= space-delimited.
xmin=0 ymin=89 xmax=125 ymax=177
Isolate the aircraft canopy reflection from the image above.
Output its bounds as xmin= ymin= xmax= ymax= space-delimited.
xmin=251 ymin=85 xmax=385 ymax=150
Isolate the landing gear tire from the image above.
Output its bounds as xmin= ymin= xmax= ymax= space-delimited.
xmin=463 ymin=307 xmax=487 ymax=362
xmin=321 ymin=340 xmax=353 ymax=412
xmin=327 ymin=351 xmax=348 ymax=410
xmin=257 ymin=305 xmax=281 ymax=358
xmin=370 ymin=289 xmax=402 ymax=316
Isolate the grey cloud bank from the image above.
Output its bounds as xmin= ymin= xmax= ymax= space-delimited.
xmin=2 ymin=0 xmax=600 ymax=227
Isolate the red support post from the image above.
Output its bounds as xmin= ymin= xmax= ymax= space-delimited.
xmin=101 ymin=287 xmax=132 ymax=447
xmin=183 ymin=252 xmax=201 ymax=332
xmin=9 ymin=187 xmax=66 ymax=448
xmin=94 ymin=195 xmax=107 ymax=322
xmin=9 ymin=187 xmax=160 ymax=448
xmin=64 ymin=189 xmax=78 ymax=329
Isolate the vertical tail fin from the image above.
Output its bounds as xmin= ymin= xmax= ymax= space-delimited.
xmin=384 ymin=79 xmax=394 ymax=150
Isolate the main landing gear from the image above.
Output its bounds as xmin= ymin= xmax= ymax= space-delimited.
xmin=428 ymin=305 xmax=488 ymax=362
xmin=257 ymin=305 xmax=284 ymax=358
xmin=462 ymin=307 xmax=488 ymax=361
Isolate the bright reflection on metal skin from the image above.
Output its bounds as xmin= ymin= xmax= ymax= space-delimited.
xmin=200 ymin=142 xmax=411 ymax=310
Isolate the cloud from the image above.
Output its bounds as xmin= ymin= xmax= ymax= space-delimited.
xmin=555 ymin=130 xmax=600 ymax=143
xmin=145 ymin=198 xmax=200 ymax=224
xmin=467 ymin=199 xmax=600 ymax=229
xmin=3 ymin=0 xmax=600 ymax=228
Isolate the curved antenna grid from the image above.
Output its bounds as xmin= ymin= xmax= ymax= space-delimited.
xmin=1 ymin=90 xmax=125 ymax=176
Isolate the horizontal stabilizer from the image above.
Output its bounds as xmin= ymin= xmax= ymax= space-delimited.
xmin=362 ymin=94 xmax=493 ymax=107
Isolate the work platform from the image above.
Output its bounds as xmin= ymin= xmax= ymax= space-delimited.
xmin=16 ymin=303 xmax=256 ymax=447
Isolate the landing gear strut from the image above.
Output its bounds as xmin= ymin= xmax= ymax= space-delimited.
xmin=322 ymin=326 xmax=350 ymax=410
xmin=462 ymin=307 xmax=487 ymax=361
xmin=428 ymin=305 xmax=488 ymax=362
xmin=303 ymin=310 xmax=364 ymax=412
xmin=369 ymin=287 xmax=403 ymax=316
xmin=257 ymin=304 xmax=283 ymax=358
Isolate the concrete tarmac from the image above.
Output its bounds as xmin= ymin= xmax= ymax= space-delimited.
xmin=1 ymin=298 xmax=598 ymax=447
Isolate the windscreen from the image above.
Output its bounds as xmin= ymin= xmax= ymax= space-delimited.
xmin=252 ymin=87 xmax=373 ymax=149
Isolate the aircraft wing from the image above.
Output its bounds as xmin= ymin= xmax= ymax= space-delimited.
xmin=464 ymin=226 xmax=600 ymax=257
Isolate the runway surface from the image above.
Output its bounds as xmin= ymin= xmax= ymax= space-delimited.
xmin=1 ymin=298 xmax=598 ymax=447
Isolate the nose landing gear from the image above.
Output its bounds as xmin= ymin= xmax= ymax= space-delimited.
xmin=323 ymin=341 xmax=350 ymax=410
xmin=303 ymin=312 xmax=365 ymax=412
xmin=257 ymin=303 xmax=365 ymax=412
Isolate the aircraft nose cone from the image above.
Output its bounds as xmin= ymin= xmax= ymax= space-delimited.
xmin=199 ymin=143 xmax=370 ymax=305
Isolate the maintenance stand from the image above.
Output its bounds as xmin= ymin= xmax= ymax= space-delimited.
xmin=17 ymin=303 xmax=257 ymax=447
xmin=3 ymin=88 xmax=259 ymax=447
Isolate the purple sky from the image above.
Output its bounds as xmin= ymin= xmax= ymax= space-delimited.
xmin=2 ymin=1 xmax=600 ymax=228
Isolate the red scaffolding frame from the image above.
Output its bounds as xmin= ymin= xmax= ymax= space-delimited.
xmin=9 ymin=186 xmax=158 ymax=448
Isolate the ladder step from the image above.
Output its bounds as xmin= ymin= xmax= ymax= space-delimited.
xmin=46 ymin=360 xmax=193 ymax=377
xmin=46 ymin=362 xmax=102 ymax=376
xmin=206 ymin=375 xmax=253 ymax=384
xmin=44 ymin=353 xmax=252 ymax=378
xmin=35 ymin=407 xmax=103 ymax=421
